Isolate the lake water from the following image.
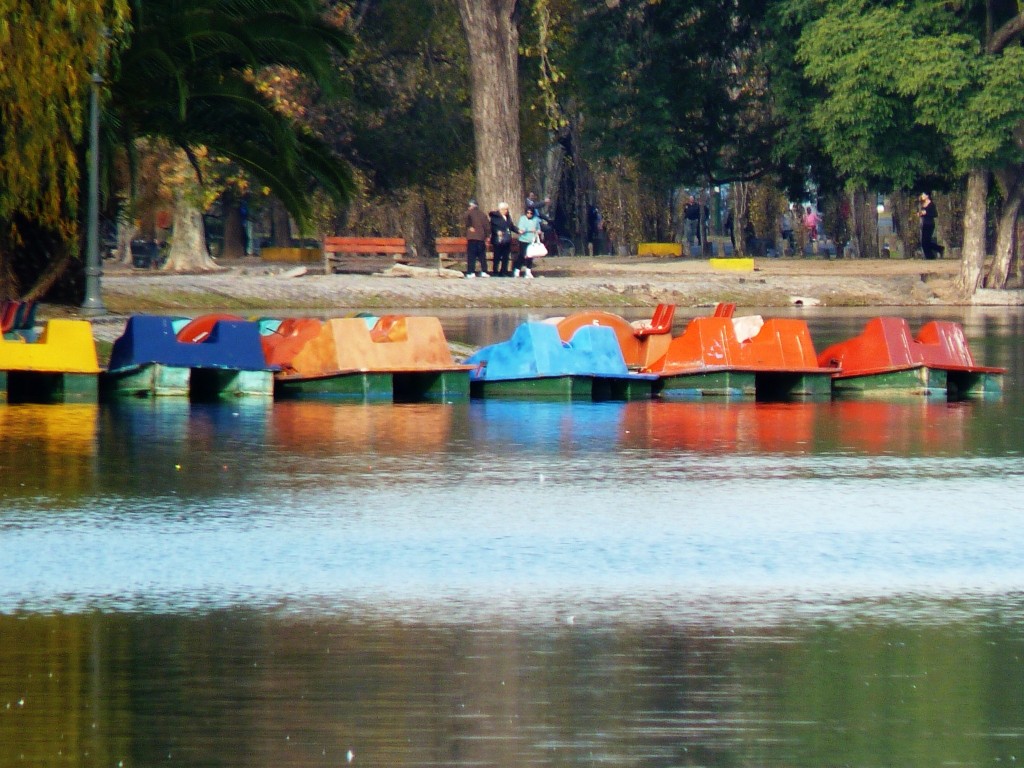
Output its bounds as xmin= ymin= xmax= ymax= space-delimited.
xmin=2 ymin=307 xmax=1023 ymax=767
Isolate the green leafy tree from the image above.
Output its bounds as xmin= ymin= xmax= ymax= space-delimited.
xmin=571 ymin=0 xmax=775 ymax=189
xmin=109 ymin=0 xmax=356 ymax=269
xmin=791 ymin=0 xmax=1024 ymax=293
xmin=336 ymin=0 xmax=473 ymax=193
xmin=0 ymin=0 xmax=130 ymax=298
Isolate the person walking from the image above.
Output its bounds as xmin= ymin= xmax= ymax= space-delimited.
xmin=514 ymin=207 xmax=542 ymax=278
xmin=683 ymin=195 xmax=701 ymax=248
xmin=780 ymin=205 xmax=795 ymax=255
xmin=488 ymin=202 xmax=518 ymax=276
xmin=918 ymin=192 xmax=944 ymax=260
xmin=463 ymin=199 xmax=490 ymax=277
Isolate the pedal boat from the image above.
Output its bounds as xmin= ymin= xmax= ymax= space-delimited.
xmin=262 ymin=315 xmax=471 ymax=401
xmin=641 ymin=303 xmax=834 ymax=399
xmin=464 ymin=321 xmax=657 ymax=401
xmin=0 ymin=319 xmax=100 ymax=403
xmin=817 ymin=317 xmax=1004 ymax=399
xmin=102 ymin=314 xmax=275 ymax=399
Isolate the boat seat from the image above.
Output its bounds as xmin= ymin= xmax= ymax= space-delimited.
xmin=634 ymin=303 xmax=676 ymax=337
xmin=713 ymin=302 xmax=736 ymax=318
xmin=1 ymin=300 xmax=20 ymax=333
xmin=14 ymin=300 xmax=37 ymax=330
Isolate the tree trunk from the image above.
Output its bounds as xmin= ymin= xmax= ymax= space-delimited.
xmin=271 ymin=198 xmax=292 ymax=246
xmin=957 ymin=168 xmax=989 ymax=297
xmin=733 ymin=182 xmax=750 ymax=257
xmin=456 ymin=0 xmax=524 ymax=215
xmin=889 ymin=190 xmax=910 ymax=259
xmin=542 ymin=137 xmax=565 ymax=221
xmin=163 ymin=192 xmax=220 ymax=271
xmin=117 ymin=217 xmax=138 ymax=266
xmin=220 ymin=195 xmax=247 ymax=260
xmin=986 ymin=168 xmax=1023 ymax=288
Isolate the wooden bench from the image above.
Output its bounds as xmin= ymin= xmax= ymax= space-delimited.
xmin=323 ymin=236 xmax=409 ymax=273
xmin=435 ymin=237 xmax=471 ymax=270
xmin=434 ymin=237 xmax=520 ymax=270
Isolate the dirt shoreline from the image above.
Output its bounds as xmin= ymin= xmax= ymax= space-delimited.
xmin=57 ymin=254 xmax=1024 ymax=342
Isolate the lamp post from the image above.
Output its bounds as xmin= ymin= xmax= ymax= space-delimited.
xmin=82 ymin=30 xmax=107 ymax=315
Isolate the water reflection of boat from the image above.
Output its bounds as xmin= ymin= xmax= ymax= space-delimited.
xmin=0 ymin=320 xmax=100 ymax=403
xmin=0 ymin=404 xmax=98 ymax=491
xmin=269 ymin=401 xmax=455 ymax=454
xmin=469 ymin=399 xmax=626 ymax=451
xmin=641 ymin=304 xmax=834 ymax=400
xmin=102 ymin=315 xmax=275 ymax=399
xmin=823 ymin=399 xmax=968 ymax=455
xmin=619 ymin=398 xmax=969 ymax=455
xmin=817 ymin=317 xmax=1005 ymax=400
xmin=619 ymin=400 xmax=816 ymax=453
xmin=465 ymin=322 xmax=657 ymax=401
xmin=263 ymin=315 xmax=471 ymax=402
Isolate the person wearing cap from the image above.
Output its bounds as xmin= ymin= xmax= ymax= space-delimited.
xmin=464 ymin=198 xmax=490 ymax=277
xmin=488 ymin=202 xmax=518 ymax=276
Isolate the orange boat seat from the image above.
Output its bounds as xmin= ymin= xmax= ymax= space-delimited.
xmin=633 ymin=303 xmax=676 ymax=337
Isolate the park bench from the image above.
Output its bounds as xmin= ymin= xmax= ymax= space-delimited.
xmin=434 ymin=237 xmax=472 ymax=270
xmin=323 ymin=236 xmax=409 ymax=274
xmin=434 ymin=236 xmax=521 ymax=271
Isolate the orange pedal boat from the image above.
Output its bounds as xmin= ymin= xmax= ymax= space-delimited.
xmin=641 ymin=303 xmax=834 ymax=399
xmin=261 ymin=315 xmax=472 ymax=401
xmin=817 ymin=317 xmax=1004 ymax=399
xmin=552 ymin=303 xmax=677 ymax=369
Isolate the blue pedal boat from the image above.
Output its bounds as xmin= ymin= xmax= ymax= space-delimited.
xmin=102 ymin=315 xmax=276 ymax=399
xmin=464 ymin=322 xmax=657 ymax=400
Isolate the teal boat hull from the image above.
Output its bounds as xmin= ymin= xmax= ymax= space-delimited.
xmin=275 ymin=370 xmax=470 ymax=402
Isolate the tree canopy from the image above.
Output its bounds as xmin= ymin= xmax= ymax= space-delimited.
xmin=0 ymin=0 xmax=129 ymax=242
xmin=570 ymin=0 xmax=774 ymax=188
xmin=110 ymin=0 xmax=356 ymax=224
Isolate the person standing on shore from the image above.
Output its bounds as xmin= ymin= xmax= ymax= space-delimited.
xmin=780 ymin=205 xmax=795 ymax=255
xmin=918 ymin=192 xmax=944 ymax=260
xmin=514 ymin=206 xmax=542 ymax=278
xmin=488 ymin=202 xmax=518 ymax=276
xmin=464 ymin=199 xmax=490 ymax=278
xmin=803 ymin=205 xmax=820 ymax=243
xmin=683 ymin=195 xmax=701 ymax=248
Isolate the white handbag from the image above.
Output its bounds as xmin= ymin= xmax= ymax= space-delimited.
xmin=526 ymin=234 xmax=547 ymax=258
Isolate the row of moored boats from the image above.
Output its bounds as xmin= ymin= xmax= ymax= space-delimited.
xmin=0 ymin=303 xmax=1004 ymax=404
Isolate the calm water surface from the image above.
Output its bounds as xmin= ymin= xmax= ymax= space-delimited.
xmin=1 ymin=307 xmax=1023 ymax=767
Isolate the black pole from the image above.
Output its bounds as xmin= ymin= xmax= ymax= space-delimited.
xmin=82 ymin=37 xmax=106 ymax=315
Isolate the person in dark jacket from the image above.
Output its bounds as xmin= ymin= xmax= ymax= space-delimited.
xmin=464 ymin=199 xmax=490 ymax=277
xmin=488 ymin=202 xmax=518 ymax=276
xmin=918 ymin=192 xmax=944 ymax=260
xmin=683 ymin=195 xmax=701 ymax=247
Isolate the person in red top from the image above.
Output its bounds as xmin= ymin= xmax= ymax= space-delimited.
xmin=464 ymin=199 xmax=490 ymax=278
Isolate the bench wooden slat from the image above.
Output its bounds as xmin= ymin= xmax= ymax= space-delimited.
xmin=323 ymin=235 xmax=409 ymax=274
xmin=435 ymin=237 xmax=468 ymax=252
xmin=324 ymin=236 xmax=407 ymax=253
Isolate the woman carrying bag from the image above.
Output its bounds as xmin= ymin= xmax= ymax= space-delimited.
xmin=488 ymin=202 xmax=519 ymax=276
xmin=514 ymin=207 xmax=545 ymax=279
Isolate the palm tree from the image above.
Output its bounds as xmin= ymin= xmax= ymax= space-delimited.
xmin=108 ymin=0 xmax=354 ymax=268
